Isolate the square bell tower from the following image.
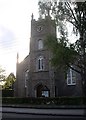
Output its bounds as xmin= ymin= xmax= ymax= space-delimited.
xmin=29 ymin=14 xmax=56 ymax=97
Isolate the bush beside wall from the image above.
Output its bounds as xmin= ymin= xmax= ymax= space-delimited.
xmin=2 ymin=90 xmax=14 ymax=97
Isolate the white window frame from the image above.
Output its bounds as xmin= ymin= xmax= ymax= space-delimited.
xmin=67 ymin=68 xmax=76 ymax=85
xmin=38 ymin=39 xmax=43 ymax=50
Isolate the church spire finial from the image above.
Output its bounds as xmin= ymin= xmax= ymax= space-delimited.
xmin=17 ymin=52 xmax=19 ymax=63
xmin=31 ymin=13 xmax=34 ymax=20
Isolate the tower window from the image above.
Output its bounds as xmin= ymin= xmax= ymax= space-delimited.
xmin=38 ymin=39 xmax=43 ymax=50
xmin=38 ymin=56 xmax=44 ymax=71
xmin=67 ymin=68 xmax=76 ymax=85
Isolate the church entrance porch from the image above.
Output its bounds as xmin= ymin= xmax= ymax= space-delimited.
xmin=35 ymin=84 xmax=50 ymax=97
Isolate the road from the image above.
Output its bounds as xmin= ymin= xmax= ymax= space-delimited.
xmin=1 ymin=106 xmax=86 ymax=120
xmin=2 ymin=112 xmax=85 ymax=120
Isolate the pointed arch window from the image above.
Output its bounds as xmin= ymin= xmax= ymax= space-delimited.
xmin=25 ymin=70 xmax=29 ymax=88
xmin=38 ymin=39 xmax=43 ymax=50
xmin=37 ymin=56 xmax=44 ymax=71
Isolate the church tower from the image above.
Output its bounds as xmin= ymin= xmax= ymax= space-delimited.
xmin=14 ymin=13 xmax=56 ymax=97
xmin=29 ymin=14 xmax=56 ymax=97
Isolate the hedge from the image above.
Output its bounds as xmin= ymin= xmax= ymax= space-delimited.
xmin=2 ymin=97 xmax=86 ymax=105
xmin=2 ymin=90 xmax=14 ymax=97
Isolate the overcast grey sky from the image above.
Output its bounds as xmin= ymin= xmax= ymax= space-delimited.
xmin=0 ymin=0 xmax=79 ymax=76
xmin=0 ymin=0 xmax=39 ymax=76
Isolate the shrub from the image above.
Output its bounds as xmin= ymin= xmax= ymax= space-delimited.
xmin=2 ymin=97 xmax=86 ymax=105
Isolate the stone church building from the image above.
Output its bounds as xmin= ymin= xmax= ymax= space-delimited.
xmin=14 ymin=14 xmax=82 ymax=97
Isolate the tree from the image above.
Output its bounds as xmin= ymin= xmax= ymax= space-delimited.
xmin=0 ymin=66 xmax=6 ymax=90
xmin=38 ymin=1 xmax=52 ymax=18
xmin=38 ymin=1 xmax=86 ymax=96
xmin=0 ymin=66 xmax=6 ymax=81
xmin=3 ymin=73 xmax=16 ymax=90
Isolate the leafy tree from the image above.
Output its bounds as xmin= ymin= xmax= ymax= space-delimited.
xmin=3 ymin=73 xmax=16 ymax=90
xmin=38 ymin=1 xmax=52 ymax=18
xmin=38 ymin=1 xmax=86 ymax=96
xmin=0 ymin=66 xmax=6 ymax=81
xmin=0 ymin=66 xmax=6 ymax=90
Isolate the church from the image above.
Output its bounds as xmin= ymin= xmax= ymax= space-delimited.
xmin=14 ymin=13 xmax=82 ymax=97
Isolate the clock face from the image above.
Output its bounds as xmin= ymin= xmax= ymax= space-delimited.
xmin=37 ymin=26 xmax=43 ymax=32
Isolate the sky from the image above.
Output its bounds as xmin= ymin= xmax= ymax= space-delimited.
xmin=0 ymin=0 xmax=78 ymax=77
xmin=0 ymin=0 xmax=39 ymax=76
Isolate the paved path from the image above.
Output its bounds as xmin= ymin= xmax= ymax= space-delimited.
xmin=2 ymin=107 xmax=85 ymax=116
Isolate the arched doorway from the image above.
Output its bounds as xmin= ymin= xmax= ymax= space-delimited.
xmin=36 ymin=84 xmax=50 ymax=97
xmin=36 ymin=84 xmax=43 ymax=97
